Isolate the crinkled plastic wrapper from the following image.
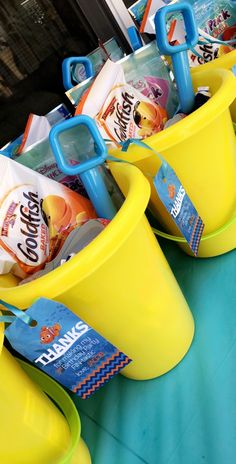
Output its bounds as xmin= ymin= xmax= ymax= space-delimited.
xmin=75 ymin=59 xmax=168 ymax=145
xmin=168 ymin=0 xmax=236 ymax=67
xmin=0 ymin=156 xmax=96 ymax=278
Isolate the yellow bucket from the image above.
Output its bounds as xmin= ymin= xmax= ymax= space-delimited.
xmin=110 ymin=68 xmax=236 ymax=258
xmin=192 ymin=49 xmax=236 ymax=73
xmin=0 ymin=163 xmax=194 ymax=380
xmin=0 ymin=324 xmax=90 ymax=463
xmin=192 ymin=49 xmax=236 ymax=122
xmin=19 ymin=359 xmax=91 ymax=464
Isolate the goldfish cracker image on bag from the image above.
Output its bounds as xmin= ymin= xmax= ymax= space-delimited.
xmin=76 ymin=59 xmax=167 ymax=144
xmin=0 ymin=155 xmax=96 ymax=278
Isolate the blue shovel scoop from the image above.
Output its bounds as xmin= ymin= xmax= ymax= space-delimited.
xmin=49 ymin=115 xmax=117 ymax=220
xmin=155 ymin=2 xmax=198 ymax=114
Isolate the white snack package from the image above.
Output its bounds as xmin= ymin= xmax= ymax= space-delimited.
xmin=76 ymin=59 xmax=167 ymax=144
xmin=0 ymin=155 xmax=96 ymax=278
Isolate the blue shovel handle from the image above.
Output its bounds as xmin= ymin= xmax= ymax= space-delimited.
xmin=62 ymin=57 xmax=94 ymax=91
xmin=155 ymin=2 xmax=198 ymax=114
xmin=128 ymin=26 xmax=143 ymax=51
xmin=49 ymin=115 xmax=116 ymax=220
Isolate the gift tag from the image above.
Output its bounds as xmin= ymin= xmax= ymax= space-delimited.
xmin=154 ymin=163 xmax=204 ymax=255
xmin=5 ymin=298 xmax=131 ymax=399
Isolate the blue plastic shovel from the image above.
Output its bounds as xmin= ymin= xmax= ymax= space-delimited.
xmin=49 ymin=115 xmax=117 ymax=220
xmin=155 ymin=2 xmax=198 ymax=114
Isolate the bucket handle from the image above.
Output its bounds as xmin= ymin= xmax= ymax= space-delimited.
xmin=152 ymin=209 xmax=236 ymax=245
xmin=18 ymin=359 xmax=81 ymax=464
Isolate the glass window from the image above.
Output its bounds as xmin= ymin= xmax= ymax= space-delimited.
xmin=0 ymin=0 xmax=97 ymax=146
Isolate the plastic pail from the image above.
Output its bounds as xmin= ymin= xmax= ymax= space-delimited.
xmin=191 ymin=50 xmax=236 ymax=122
xmin=0 ymin=163 xmax=194 ymax=380
xmin=192 ymin=49 xmax=236 ymax=73
xmin=0 ymin=324 xmax=90 ymax=463
xmin=110 ymin=68 xmax=236 ymax=258
xmin=19 ymin=359 xmax=91 ymax=464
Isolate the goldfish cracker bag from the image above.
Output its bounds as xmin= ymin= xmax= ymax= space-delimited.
xmin=0 ymin=155 xmax=96 ymax=278
xmin=67 ymin=42 xmax=179 ymax=120
xmin=167 ymin=18 xmax=221 ymax=66
xmin=76 ymin=59 xmax=167 ymax=144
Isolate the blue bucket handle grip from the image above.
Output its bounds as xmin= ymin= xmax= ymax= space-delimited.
xmin=62 ymin=57 xmax=94 ymax=91
xmin=49 ymin=115 xmax=108 ymax=175
xmin=154 ymin=2 xmax=198 ymax=54
xmin=155 ymin=2 xmax=198 ymax=114
xmin=49 ymin=116 xmax=117 ymax=220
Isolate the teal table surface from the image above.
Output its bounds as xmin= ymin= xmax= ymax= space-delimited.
xmin=73 ymin=241 xmax=236 ymax=464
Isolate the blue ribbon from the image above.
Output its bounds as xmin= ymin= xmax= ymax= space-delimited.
xmin=107 ymin=137 xmax=169 ymax=180
xmin=189 ymin=35 xmax=236 ymax=59
xmin=198 ymin=36 xmax=236 ymax=46
xmin=0 ymin=300 xmax=31 ymax=325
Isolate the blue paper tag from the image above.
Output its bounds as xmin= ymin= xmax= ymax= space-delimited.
xmin=154 ymin=163 xmax=204 ymax=256
xmin=5 ymin=298 xmax=131 ymax=399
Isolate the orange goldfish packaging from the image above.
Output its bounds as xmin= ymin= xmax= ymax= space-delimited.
xmin=75 ymin=59 xmax=167 ymax=145
xmin=0 ymin=155 xmax=96 ymax=278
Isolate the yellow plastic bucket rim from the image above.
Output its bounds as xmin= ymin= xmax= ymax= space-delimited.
xmin=191 ymin=49 xmax=236 ymax=74
xmin=152 ymin=205 xmax=236 ymax=244
xmin=0 ymin=162 xmax=150 ymax=305
xmin=18 ymin=359 xmax=81 ymax=464
xmin=134 ymin=67 xmax=236 ymax=155
xmin=0 ymin=319 xmax=3 ymax=355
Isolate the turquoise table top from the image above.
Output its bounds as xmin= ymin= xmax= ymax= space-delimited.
xmin=73 ymin=240 xmax=236 ymax=464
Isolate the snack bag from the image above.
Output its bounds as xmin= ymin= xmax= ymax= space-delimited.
xmin=189 ymin=0 xmax=236 ymax=41
xmin=140 ymin=0 xmax=174 ymax=34
xmin=168 ymin=18 xmax=235 ymax=67
xmin=128 ymin=0 xmax=148 ymax=25
xmin=193 ymin=0 xmax=236 ymax=56
xmin=18 ymin=114 xmax=51 ymax=154
xmin=121 ymin=41 xmax=178 ymax=117
xmin=167 ymin=0 xmax=236 ymax=67
xmin=0 ymin=155 xmax=96 ymax=278
xmin=67 ymin=42 xmax=179 ymax=120
xmin=20 ymin=218 xmax=109 ymax=285
xmin=76 ymin=59 xmax=167 ymax=144
xmin=72 ymin=38 xmax=123 ymax=84
xmin=168 ymin=19 xmax=221 ymax=66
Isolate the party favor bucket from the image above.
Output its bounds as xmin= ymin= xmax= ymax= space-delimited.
xmin=110 ymin=67 xmax=236 ymax=258
xmin=0 ymin=162 xmax=194 ymax=380
xmin=193 ymin=49 xmax=236 ymax=73
xmin=19 ymin=359 xmax=91 ymax=464
xmin=192 ymin=49 xmax=236 ymax=122
xmin=0 ymin=323 xmax=90 ymax=463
